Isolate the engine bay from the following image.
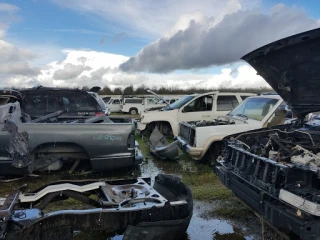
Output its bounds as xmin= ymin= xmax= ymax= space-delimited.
xmin=220 ymin=123 xmax=320 ymax=205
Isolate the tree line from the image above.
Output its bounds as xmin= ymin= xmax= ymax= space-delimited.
xmin=96 ymin=84 xmax=273 ymax=95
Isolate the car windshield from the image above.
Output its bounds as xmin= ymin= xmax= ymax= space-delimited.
xmin=228 ymin=97 xmax=279 ymax=121
xmin=163 ymin=95 xmax=195 ymax=110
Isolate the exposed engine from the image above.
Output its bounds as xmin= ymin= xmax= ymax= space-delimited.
xmin=187 ymin=119 xmax=235 ymax=127
xmin=221 ymin=124 xmax=320 ymax=204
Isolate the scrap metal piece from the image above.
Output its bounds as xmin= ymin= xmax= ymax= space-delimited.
xmin=3 ymin=120 xmax=31 ymax=169
xmin=0 ymin=174 xmax=193 ymax=240
xmin=149 ymin=126 xmax=179 ymax=160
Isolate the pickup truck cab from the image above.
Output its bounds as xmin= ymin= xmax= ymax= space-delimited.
xmin=0 ymin=88 xmax=143 ymax=175
xmin=106 ymin=98 xmax=122 ymax=113
xmin=177 ymin=94 xmax=285 ymax=163
xmin=138 ymin=91 xmax=255 ymax=136
xmin=121 ymin=97 xmax=165 ymax=115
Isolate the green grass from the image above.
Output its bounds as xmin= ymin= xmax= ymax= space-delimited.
xmin=182 ymin=172 xmax=232 ymax=201
xmin=135 ymin=132 xmax=233 ymax=201
xmin=206 ymin=197 xmax=252 ymax=219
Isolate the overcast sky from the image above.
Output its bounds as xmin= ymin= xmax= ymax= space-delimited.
xmin=1 ymin=0 xmax=320 ymax=89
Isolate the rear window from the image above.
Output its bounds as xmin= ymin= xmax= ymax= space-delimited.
xmin=23 ymin=91 xmax=99 ymax=115
xmin=125 ymin=98 xmax=143 ymax=104
xmin=24 ymin=93 xmax=60 ymax=115
xmin=61 ymin=92 xmax=98 ymax=111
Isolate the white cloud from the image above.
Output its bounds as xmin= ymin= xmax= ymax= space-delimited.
xmin=0 ymin=3 xmax=43 ymax=87
xmin=0 ymin=3 xmax=19 ymax=13
xmin=53 ymin=63 xmax=92 ymax=80
xmin=120 ymin=3 xmax=320 ymax=73
xmin=52 ymin=0 xmax=257 ymax=39
xmin=31 ymin=48 xmax=268 ymax=90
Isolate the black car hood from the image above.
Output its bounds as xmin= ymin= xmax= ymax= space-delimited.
xmin=242 ymin=28 xmax=320 ymax=118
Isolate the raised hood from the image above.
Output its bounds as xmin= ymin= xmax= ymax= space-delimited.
xmin=242 ymin=28 xmax=320 ymax=118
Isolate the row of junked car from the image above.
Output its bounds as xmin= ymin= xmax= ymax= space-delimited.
xmin=0 ymin=87 xmax=194 ymax=240
xmin=106 ymin=93 xmax=181 ymax=115
xmin=1 ymin=28 xmax=320 ymax=239
xmin=137 ymin=28 xmax=320 ymax=239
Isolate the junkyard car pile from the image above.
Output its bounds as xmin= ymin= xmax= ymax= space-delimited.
xmin=215 ymin=28 xmax=320 ymax=239
xmin=1 ymin=27 xmax=320 ymax=240
xmin=0 ymin=87 xmax=144 ymax=175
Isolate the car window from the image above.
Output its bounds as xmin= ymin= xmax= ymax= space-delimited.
xmin=61 ymin=93 xmax=97 ymax=111
xmin=24 ymin=93 xmax=60 ymax=114
xmin=113 ymin=99 xmax=120 ymax=104
xmin=217 ymin=95 xmax=239 ymax=111
xmin=241 ymin=96 xmax=250 ymax=100
xmin=147 ymin=98 xmax=157 ymax=104
xmin=183 ymin=95 xmax=213 ymax=112
xmin=125 ymin=98 xmax=143 ymax=104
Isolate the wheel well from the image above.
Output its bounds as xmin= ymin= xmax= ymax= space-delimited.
xmin=146 ymin=121 xmax=173 ymax=135
xmin=202 ymin=141 xmax=223 ymax=164
xmin=32 ymin=142 xmax=89 ymax=159
xmin=129 ymin=107 xmax=138 ymax=112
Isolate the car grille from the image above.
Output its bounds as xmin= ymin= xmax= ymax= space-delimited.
xmin=223 ymin=141 xmax=288 ymax=193
xmin=179 ymin=123 xmax=195 ymax=146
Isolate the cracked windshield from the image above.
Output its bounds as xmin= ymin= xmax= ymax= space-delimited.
xmin=1 ymin=0 xmax=320 ymax=240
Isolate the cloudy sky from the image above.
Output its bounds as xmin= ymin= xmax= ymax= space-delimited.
xmin=1 ymin=0 xmax=320 ymax=90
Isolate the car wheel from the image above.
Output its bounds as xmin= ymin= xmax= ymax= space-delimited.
xmin=130 ymin=108 xmax=138 ymax=115
xmin=201 ymin=142 xmax=222 ymax=166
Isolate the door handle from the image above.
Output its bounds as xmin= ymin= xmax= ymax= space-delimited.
xmin=202 ymin=115 xmax=210 ymax=117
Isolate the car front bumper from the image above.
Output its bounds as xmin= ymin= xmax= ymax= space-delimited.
xmin=176 ymin=136 xmax=203 ymax=160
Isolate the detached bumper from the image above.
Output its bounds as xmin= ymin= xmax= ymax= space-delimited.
xmin=176 ymin=136 xmax=203 ymax=160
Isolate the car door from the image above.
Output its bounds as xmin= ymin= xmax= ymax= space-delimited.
xmin=178 ymin=95 xmax=214 ymax=122
xmin=111 ymin=99 xmax=122 ymax=112
xmin=213 ymin=95 xmax=240 ymax=118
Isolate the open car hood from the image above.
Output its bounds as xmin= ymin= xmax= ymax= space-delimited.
xmin=242 ymin=28 xmax=320 ymax=118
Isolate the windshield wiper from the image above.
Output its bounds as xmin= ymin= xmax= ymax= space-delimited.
xmin=235 ymin=113 xmax=248 ymax=119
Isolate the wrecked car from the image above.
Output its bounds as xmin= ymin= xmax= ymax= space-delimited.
xmin=0 ymin=89 xmax=143 ymax=175
xmin=20 ymin=86 xmax=109 ymax=120
xmin=0 ymin=174 xmax=193 ymax=240
xmin=215 ymin=28 xmax=320 ymax=239
xmin=177 ymin=94 xmax=287 ymax=163
xmin=138 ymin=91 xmax=255 ymax=136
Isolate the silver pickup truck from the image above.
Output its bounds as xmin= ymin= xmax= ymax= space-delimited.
xmin=0 ymin=89 xmax=143 ymax=175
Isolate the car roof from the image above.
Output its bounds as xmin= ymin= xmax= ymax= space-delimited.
xmin=189 ymin=91 xmax=256 ymax=96
xmin=246 ymin=94 xmax=283 ymax=100
xmin=20 ymin=87 xmax=88 ymax=93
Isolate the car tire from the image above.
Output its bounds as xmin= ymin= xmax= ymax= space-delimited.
xmin=201 ymin=142 xmax=222 ymax=166
xmin=130 ymin=108 xmax=138 ymax=115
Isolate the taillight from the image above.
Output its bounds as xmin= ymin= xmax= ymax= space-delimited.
xmin=95 ymin=112 xmax=104 ymax=116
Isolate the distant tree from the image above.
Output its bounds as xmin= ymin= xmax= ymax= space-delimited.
xmin=123 ymin=85 xmax=134 ymax=95
xmin=82 ymin=86 xmax=90 ymax=91
xmin=113 ymin=87 xmax=122 ymax=95
xmin=100 ymin=86 xmax=113 ymax=95
xmin=135 ymin=84 xmax=147 ymax=95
